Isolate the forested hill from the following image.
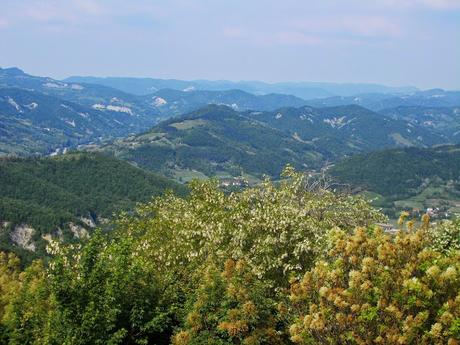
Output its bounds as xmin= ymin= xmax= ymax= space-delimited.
xmin=329 ymin=145 xmax=460 ymax=198
xmin=246 ymin=104 xmax=445 ymax=157
xmin=101 ymin=105 xmax=327 ymax=180
xmin=0 ymin=152 xmax=186 ymax=260
xmin=327 ymin=145 xmax=460 ymax=219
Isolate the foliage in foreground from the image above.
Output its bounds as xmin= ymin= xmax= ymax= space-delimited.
xmin=118 ymin=167 xmax=384 ymax=288
xmin=0 ymin=169 xmax=459 ymax=344
xmin=289 ymin=224 xmax=460 ymax=344
xmin=173 ymin=259 xmax=285 ymax=345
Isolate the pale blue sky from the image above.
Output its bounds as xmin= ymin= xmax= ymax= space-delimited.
xmin=0 ymin=0 xmax=459 ymax=89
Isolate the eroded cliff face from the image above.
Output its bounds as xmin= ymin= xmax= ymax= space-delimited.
xmin=69 ymin=223 xmax=89 ymax=239
xmin=1 ymin=214 xmax=98 ymax=254
xmin=10 ymin=224 xmax=36 ymax=252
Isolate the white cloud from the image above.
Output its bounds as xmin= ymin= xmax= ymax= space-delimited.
xmin=274 ymin=32 xmax=323 ymax=45
xmin=223 ymin=27 xmax=248 ymax=39
xmin=293 ymin=16 xmax=402 ymax=38
xmin=0 ymin=18 xmax=8 ymax=29
xmin=374 ymin=0 xmax=460 ymax=9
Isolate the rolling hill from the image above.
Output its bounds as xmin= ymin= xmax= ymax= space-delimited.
xmin=380 ymin=106 xmax=460 ymax=142
xmin=146 ymin=88 xmax=309 ymax=116
xmin=305 ymin=89 xmax=460 ymax=111
xmin=97 ymin=104 xmax=447 ymax=181
xmin=0 ymin=67 xmax=322 ymax=156
xmin=245 ymin=104 xmax=446 ymax=157
xmin=99 ymin=105 xmax=328 ymax=180
xmin=0 ymin=88 xmax=160 ymax=155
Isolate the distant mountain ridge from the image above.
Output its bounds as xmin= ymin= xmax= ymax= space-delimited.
xmin=145 ymin=88 xmax=309 ymax=116
xmin=305 ymin=89 xmax=460 ymax=111
xmin=0 ymin=67 xmax=324 ymax=155
xmin=379 ymin=106 xmax=460 ymax=142
xmin=65 ymin=74 xmax=418 ymax=98
xmin=0 ymin=88 xmax=157 ymax=155
xmin=245 ymin=104 xmax=446 ymax=158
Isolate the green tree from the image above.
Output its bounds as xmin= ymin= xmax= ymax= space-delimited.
xmin=13 ymin=231 xmax=175 ymax=345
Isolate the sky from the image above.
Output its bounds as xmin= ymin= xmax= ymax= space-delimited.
xmin=0 ymin=0 xmax=459 ymax=89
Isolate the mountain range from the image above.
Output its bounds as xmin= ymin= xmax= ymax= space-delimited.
xmin=65 ymin=75 xmax=418 ymax=98
xmin=2 ymin=65 xmax=460 ymax=257
xmin=246 ymin=105 xmax=446 ymax=157
xmin=305 ymin=89 xmax=460 ymax=111
xmin=98 ymin=105 xmax=326 ymax=181
xmin=96 ymin=104 xmax=447 ymax=180
xmin=2 ymin=67 xmax=460 ymax=159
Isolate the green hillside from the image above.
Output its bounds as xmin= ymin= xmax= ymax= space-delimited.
xmin=100 ymin=105 xmax=327 ymax=181
xmin=247 ymin=105 xmax=446 ymax=157
xmin=380 ymin=106 xmax=460 ymax=142
xmin=329 ymin=145 xmax=460 ymax=218
xmin=146 ymin=88 xmax=309 ymax=116
xmin=0 ymin=152 xmax=186 ymax=260
xmin=0 ymin=88 xmax=159 ymax=155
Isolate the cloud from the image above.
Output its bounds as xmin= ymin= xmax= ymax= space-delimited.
xmin=375 ymin=0 xmax=460 ymax=9
xmin=73 ymin=0 xmax=106 ymax=15
xmin=0 ymin=18 xmax=8 ymax=29
xmin=223 ymin=27 xmax=248 ymax=39
xmin=274 ymin=32 xmax=323 ymax=45
xmin=293 ymin=16 xmax=402 ymax=38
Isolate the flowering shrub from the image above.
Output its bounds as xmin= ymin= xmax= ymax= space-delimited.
xmin=118 ymin=167 xmax=384 ymax=287
xmin=429 ymin=218 xmax=460 ymax=254
xmin=289 ymin=225 xmax=460 ymax=344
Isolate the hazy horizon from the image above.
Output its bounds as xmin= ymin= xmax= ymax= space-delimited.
xmin=1 ymin=0 xmax=459 ymax=89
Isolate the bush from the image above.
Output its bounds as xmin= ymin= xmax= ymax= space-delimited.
xmin=289 ymin=225 xmax=460 ymax=344
xmin=118 ymin=167 xmax=384 ymax=288
xmin=173 ymin=259 xmax=285 ymax=345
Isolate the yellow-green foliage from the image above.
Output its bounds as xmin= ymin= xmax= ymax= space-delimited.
xmin=289 ymin=224 xmax=460 ymax=345
xmin=0 ymin=253 xmax=55 ymax=345
xmin=0 ymin=252 xmax=20 ymax=322
xmin=173 ymin=259 xmax=284 ymax=345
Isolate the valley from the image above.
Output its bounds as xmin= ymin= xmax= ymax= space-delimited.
xmin=1 ymin=1 xmax=459 ymax=342
xmin=1 ymin=66 xmax=460 ymax=259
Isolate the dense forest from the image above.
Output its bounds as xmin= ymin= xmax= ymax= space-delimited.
xmin=0 ymin=168 xmax=458 ymax=344
xmin=0 ymin=152 xmax=186 ymax=261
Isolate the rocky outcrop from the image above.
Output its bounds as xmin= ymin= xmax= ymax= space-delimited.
xmin=10 ymin=224 xmax=36 ymax=252
xmin=80 ymin=215 xmax=96 ymax=228
xmin=69 ymin=223 xmax=89 ymax=239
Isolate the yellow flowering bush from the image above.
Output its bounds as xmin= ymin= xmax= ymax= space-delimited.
xmin=289 ymin=225 xmax=460 ymax=344
xmin=173 ymin=259 xmax=285 ymax=345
